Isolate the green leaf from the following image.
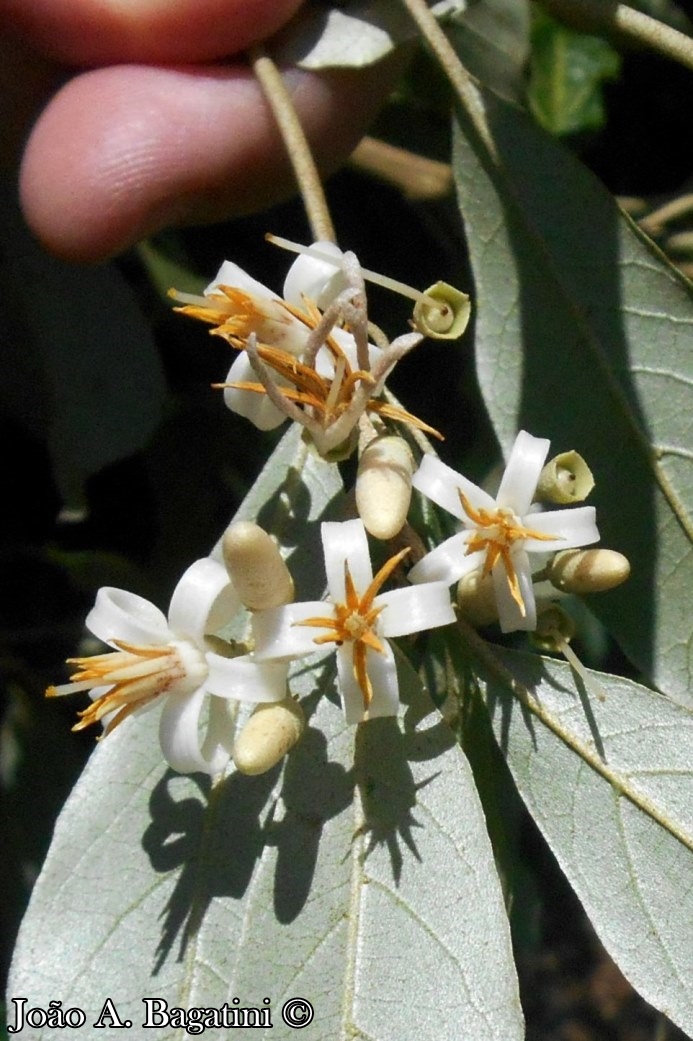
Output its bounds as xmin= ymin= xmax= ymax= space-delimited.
xmin=450 ymin=0 xmax=531 ymax=103
xmin=528 ymin=10 xmax=621 ymax=136
xmin=0 ymin=183 xmax=166 ymax=514
xmin=452 ymin=88 xmax=693 ymax=705
xmin=8 ymin=426 xmax=524 ymax=1041
xmin=274 ymin=0 xmax=465 ymax=69
xmin=470 ymin=638 xmax=693 ymax=1036
xmin=137 ymin=236 xmax=206 ymax=300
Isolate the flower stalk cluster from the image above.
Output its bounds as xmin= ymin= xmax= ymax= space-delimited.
xmin=49 ymin=240 xmax=629 ymax=776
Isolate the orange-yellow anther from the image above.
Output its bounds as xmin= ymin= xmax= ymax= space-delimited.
xmin=294 ymin=548 xmax=410 ymax=709
xmin=459 ymin=492 xmax=558 ymax=614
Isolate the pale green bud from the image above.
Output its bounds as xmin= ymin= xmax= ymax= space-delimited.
xmin=222 ymin=521 xmax=294 ymax=610
xmin=233 ymin=697 xmax=305 ymax=776
xmin=536 ymin=451 xmax=594 ymax=504
xmin=456 ymin=571 xmax=498 ymax=627
xmin=413 ymin=282 xmax=471 ymax=340
xmin=356 ymin=435 xmax=415 ymax=540
xmin=548 ymin=548 xmax=630 ymax=595
xmin=532 ymin=604 xmax=608 ymax=702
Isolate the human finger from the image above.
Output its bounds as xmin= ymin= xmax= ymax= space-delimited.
xmin=0 ymin=0 xmax=305 ymax=65
xmin=19 ymin=58 xmax=402 ymax=262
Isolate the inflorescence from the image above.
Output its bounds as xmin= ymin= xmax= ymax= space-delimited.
xmin=47 ymin=239 xmax=629 ymax=777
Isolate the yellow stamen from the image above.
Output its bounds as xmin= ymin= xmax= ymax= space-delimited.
xmin=294 ymin=548 xmax=410 ymax=710
xmin=46 ymin=639 xmax=191 ymax=738
xmin=459 ymin=492 xmax=559 ymax=615
xmin=213 ymin=336 xmax=442 ymax=439
xmin=324 ymin=353 xmax=346 ymax=420
xmin=195 ymin=289 xmax=442 ymax=443
xmin=174 ymin=287 xmax=258 ymax=330
xmin=173 ymin=285 xmax=305 ymax=354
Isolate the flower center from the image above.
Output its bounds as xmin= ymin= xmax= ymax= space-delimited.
xmin=342 ymin=612 xmax=372 ymax=641
xmin=220 ymin=301 xmax=375 ymax=424
xmin=215 ymin=297 xmax=443 ymax=451
xmin=294 ymin=547 xmax=409 ymax=710
xmin=47 ymin=638 xmax=207 ymax=737
xmin=459 ymin=492 xmax=558 ymax=615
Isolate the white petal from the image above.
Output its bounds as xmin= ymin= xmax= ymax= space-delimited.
xmin=375 ymin=583 xmax=455 ymax=638
xmin=205 ymin=653 xmax=288 ymax=703
xmin=337 ymin=641 xmax=399 ymax=724
xmin=408 ymin=532 xmax=483 ymax=586
xmin=167 ymin=558 xmax=239 ymax=646
xmin=222 ymin=355 xmax=288 ymax=431
xmin=321 ymin=519 xmax=373 ymax=601
xmin=528 ymin=550 xmax=554 ymax=573
xmin=85 ymin=587 xmax=170 ymax=647
xmin=313 ymin=327 xmax=357 ymax=376
xmin=201 ymin=695 xmax=236 ymax=772
xmin=205 ymin=260 xmax=274 ymax=300
xmin=492 ymin=550 xmax=537 ymax=632
xmin=315 ymin=326 xmax=382 ymax=373
xmin=252 ymin=602 xmax=335 ymax=661
xmin=411 ymin=455 xmax=496 ymax=521
xmin=159 ymin=685 xmax=227 ymax=775
xmin=521 ymin=506 xmax=599 ymax=553
xmin=495 ymin=430 xmax=550 ymax=514
xmin=282 ymin=241 xmax=348 ymax=309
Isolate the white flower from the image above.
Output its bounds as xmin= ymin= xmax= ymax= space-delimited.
xmin=409 ymin=431 xmax=600 ymax=632
xmin=47 ymin=558 xmax=288 ymax=775
xmin=173 ymin=242 xmax=440 ymax=455
xmin=172 ymin=241 xmax=349 ymax=431
xmin=252 ymin=519 xmax=455 ymax=723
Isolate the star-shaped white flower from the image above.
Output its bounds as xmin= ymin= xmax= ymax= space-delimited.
xmin=408 ymin=431 xmax=600 ymax=632
xmin=251 ymin=519 xmax=455 ymax=723
xmin=47 ymin=558 xmax=288 ymax=775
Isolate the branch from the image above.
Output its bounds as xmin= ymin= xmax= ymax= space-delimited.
xmin=538 ymin=0 xmax=693 ymax=74
xmin=250 ymin=47 xmax=336 ymax=242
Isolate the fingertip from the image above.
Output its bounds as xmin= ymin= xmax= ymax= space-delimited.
xmin=3 ymin=0 xmax=305 ymax=64
xmin=19 ymin=65 xmax=256 ymax=261
xmin=19 ymin=58 xmax=403 ymax=262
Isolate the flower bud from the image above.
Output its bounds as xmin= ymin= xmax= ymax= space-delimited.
xmin=233 ymin=697 xmax=305 ymax=775
xmin=548 ymin=548 xmax=630 ymax=595
xmin=531 ymin=604 xmax=577 ymax=653
xmin=356 ymin=436 xmax=415 ymax=540
xmin=535 ymin=450 xmax=594 ymax=504
xmin=456 ymin=571 xmax=498 ymax=627
xmin=222 ymin=522 xmax=294 ymax=610
xmin=532 ymin=605 xmax=607 ymax=701
xmin=413 ymin=282 xmax=471 ymax=340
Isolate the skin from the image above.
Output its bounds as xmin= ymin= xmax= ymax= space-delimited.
xmin=0 ymin=0 xmax=402 ymax=262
